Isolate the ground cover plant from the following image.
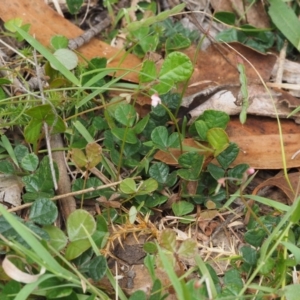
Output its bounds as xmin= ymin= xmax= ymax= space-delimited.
xmin=1 ymin=0 xmax=300 ymax=299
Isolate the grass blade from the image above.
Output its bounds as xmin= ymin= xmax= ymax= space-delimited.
xmin=13 ymin=25 xmax=80 ymax=86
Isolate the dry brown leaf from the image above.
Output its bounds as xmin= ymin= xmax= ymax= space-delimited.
xmin=186 ymin=84 xmax=300 ymax=123
xmin=226 ymin=116 xmax=300 ymax=169
xmin=0 ymin=0 xmax=141 ymax=82
xmin=198 ymin=220 xmax=219 ymax=236
xmin=2 ymin=255 xmax=46 ymax=283
xmin=96 ymin=196 xmax=121 ymax=208
xmin=154 ymin=138 xmax=213 ymax=166
xmin=182 ymin=42 xmax=277 ymax=98
xmin=0 ymin=174 xmax=23 ymax=207
xmin=152 ymin=116 xmax=300 ymax=170
xmin=185 ymin=180 xmax=198 ymax=195
xmin=252 ymin=172 xmax=300 ymax=203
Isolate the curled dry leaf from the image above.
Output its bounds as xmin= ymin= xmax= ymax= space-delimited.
xmin=2 ymin=255 xmax=45 ymax=283
xmin=96 ymin=196 xmax=121 ymax=208
xmin=198 ymin=220 xmax=219 ymax=236
xmin=0 ymin=174 xmax=23 ymax=207
xmin=252 ymin=172 xmax=300 ymax=203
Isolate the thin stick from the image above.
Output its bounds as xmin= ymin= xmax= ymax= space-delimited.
xmin=32 ymin=48 xmax=58 ymax=190
xmin=7 ymin=177 xmax=140 ymax=214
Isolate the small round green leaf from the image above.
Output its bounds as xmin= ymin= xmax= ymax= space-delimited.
xmin=21 ymin=153 xmax=39 ymax=172
xmin=240 ymin=245 xmax=257 ymax=266
xmin=51 ymin=35 xmax=69 ymax=50
xmin=29 ymin=198 xmax=58 ymax=225
xmin=151 ymin=126 xmax=169 ymax=149
xmin=4 ymin=18 xmax=23 ymax=32
xmin=149 ymin=162 xmax=169 ymax=183
xmin=114 ymin=104 xmax=136 ymax=127
xmin=214 ymin=11 xmax=236 ymax=25
xmin=228 ymin=163 xmax=249 ymax=180
xmin=43 ymin=225 xmax=68 ymax=251
xmin=51 ymin=49 xmax=78 ymax=70
xmin=120 ymin=178 xmax=137 ymax=194
xmin=0 ymin=161 xmax=15 ymax=174
xmin=244 ymin=228 xmax=266 ymax=247
xmin=137 ymin=178 xmax=158 ymax=195
xmin=165 ymin=33 xmax=191 ymax=52
xmin=24 ymin=120 xmax=43 ymax=143
xmin=178 ymin=152 xmax=195 ymax=168
xmin=207 ymin=128 xmax=229 ymax=155
xmin=66 ymin=0 xmax=84 ymax=14
xmin=143 ymin=242 xmax=157 ymax=254
xmin=159 ymin=52 xmax=193 ymax=83
xmin=139 ymin=60 xmax=157 ymax=83
xmin=87 ymin=255 xmax=107 ymax=281
xmin=217 ymin=142 xmax=239 ymax=169
xmin=177 ymin=239 xmax=197 ymax=258
xmin=65 ymin=239 xmax=91 ymax=260
xmin=172 ymin=201 xmax=194 ymax=217
xmin=168 ymin=132 xmax=181 ymax=148
xmin=281 ymin=284 xmax=300 ymax=300
xmin=67 ymin=209 xmax=96 ymax=241
xmin=258 ymin=257 xmax=275 ymax=275
xmin=111 ymin=128 xmax=138 ymax=144
xmin=207 ymin=163 xmax=225 ymax=180
xmin=129 ymin=290 xmax=147 ymax=300
xmin=224 ymin=269 xmax=243 ymax=290
xmin=14 ymin=144 xmax=29 ymax=164
xmin=133 ymin=115 xmax=150 ymax=134
xmin=195 ymin=120 xmax=209 ymax=141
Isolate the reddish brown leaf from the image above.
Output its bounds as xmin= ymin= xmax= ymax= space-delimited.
xmin=226 ymin=116 xmax=300 ymax=169
xmin=182 ymin=43 xmax=276 ymax=98
xmin=252 ymin=172 xmax=300 ymax=203
xmin=154 ymin=138 xmax=213 ymax=166
xmin=0 ymin=0 xmax=141 ymax=82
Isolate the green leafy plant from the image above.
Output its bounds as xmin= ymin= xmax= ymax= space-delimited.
xmin=2 ymin=2 xmax=298 ymax=299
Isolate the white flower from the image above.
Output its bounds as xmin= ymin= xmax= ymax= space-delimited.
xmin=151 ymin=93 xmax=161 ymax=107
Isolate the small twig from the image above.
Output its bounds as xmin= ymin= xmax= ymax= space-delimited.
xmin=79 ymin=0 xmax=91 ymax=26
xmin=68 ymin=17 xmax=111 ymax=50
xmin=50 ymin=134 xmax=77 ymax=221
xmin=275 ymin=40 xmax=288 ymax=84
xmin=32 ymin=48 xmax=58 ymax=190
xmin=0 ymin=39 xmax=35 ymax=65
xmin=7 ymin=177 xmax=141 ymax=213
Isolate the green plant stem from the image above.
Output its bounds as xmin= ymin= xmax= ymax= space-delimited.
xmin=161 ymin=103 xmax=183 ymax=153
xmin=238 ymin=197 xmax=300 ymax=296
xmin=7 ymin=177 xmax=141 ymax=214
